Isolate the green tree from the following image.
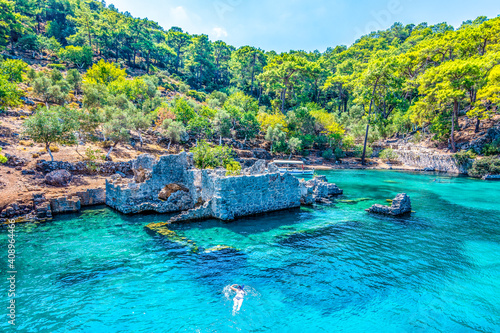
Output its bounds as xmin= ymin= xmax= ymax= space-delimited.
xmin=259 ymin=53 xmax=312 ymax=112
xmin=23 ymin=106 xmax=77 ymax=161
xmin=59 ymin=45 xmax=93 ymax=68
xmin=162 ymin=119 xmax=186 ymax=150
xmin=213 ymin=109 xmax=232 ymax=145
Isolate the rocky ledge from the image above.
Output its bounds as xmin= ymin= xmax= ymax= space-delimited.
xmin=366 ymin=193 xmax=412 ymax=216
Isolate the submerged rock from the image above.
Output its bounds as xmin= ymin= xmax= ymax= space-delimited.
xmin=366 ymin=193 xmax=412 ymax=216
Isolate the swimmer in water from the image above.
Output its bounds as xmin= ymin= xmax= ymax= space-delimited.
xmin=230 ymin=284 xmax=246 ymax=314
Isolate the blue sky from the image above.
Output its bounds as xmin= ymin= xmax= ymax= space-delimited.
xmin=108 ymin=0 xmax=500 ymax=52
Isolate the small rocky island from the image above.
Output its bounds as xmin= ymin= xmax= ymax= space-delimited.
xmin=107 ymin=153 xmax=343 ymax=222
xmin=366 ymin=193 xmax=412 ymax=216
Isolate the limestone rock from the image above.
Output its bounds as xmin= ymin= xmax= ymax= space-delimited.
xmin=267 ymin=162 xmax=279 ymax=173
xmin=45 ymin=169 xmax=72 ymax=187
xmin=301 ymin=176 xmax=343 ymax=203
xmin=366 ymin=193 xmax=411 ymax=216
xmin=159 ymin=183 xmax=189 ymax=201
xmin=243 ymin=159 xmax=267 ymax=175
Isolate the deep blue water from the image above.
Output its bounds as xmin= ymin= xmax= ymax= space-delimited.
xmin=1 ymin=170 xmax=500 ymax=332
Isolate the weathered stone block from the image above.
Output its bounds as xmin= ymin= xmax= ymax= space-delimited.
xmin=50 ymin=196 xmax=81 ymax=214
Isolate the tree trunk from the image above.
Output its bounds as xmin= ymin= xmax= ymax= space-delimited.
xmin=450 ymin=100 xmax=458 ymax=153
xmin=475 ymin=117 xmax=481 ymax=133
xmin=361 ymin=79 xmax=380 ymax=165
xmin=139 ymin=132 xmax=143 ymax=147
xmin=106 ymin=142 xmax=118 ymax=160
xmin=168 ymin=139 xmax=171 ymax=150
xmin=46 ymin=143 xmax=54 ymax=162
xmin=281 ymin=88 xmax=286 ymax=113
xmin=219 ymin=135 xmax=222 ymax=146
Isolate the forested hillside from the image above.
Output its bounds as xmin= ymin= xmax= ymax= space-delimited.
xmin=1 ymin=0 xmax=499 ymax=166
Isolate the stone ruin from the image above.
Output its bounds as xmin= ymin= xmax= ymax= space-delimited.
xmin=366 ymin=193 xmax=412 ymax=216
xmin=106 ymin=153 xmax=344 ymax=222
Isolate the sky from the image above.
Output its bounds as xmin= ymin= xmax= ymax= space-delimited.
xmin=107 ymin=0 xmax=500 ymax=52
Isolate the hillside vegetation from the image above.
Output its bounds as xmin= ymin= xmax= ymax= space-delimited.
xmin=0 ymin=0 xmax=499 ymax=167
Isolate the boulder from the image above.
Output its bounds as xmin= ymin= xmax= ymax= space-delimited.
xmin=45 ymin=169 xmax=72 ymax=187
xmin=366 ymin=193 xmax=411 ymax=216
xmin=158 ymin=183 xmax=189 ymax=201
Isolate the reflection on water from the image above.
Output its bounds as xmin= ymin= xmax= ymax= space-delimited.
xmin=1 ymin=170 xmax=499 ymax=332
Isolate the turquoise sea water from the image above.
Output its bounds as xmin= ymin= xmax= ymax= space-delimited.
xmin=1 ymin=170 xmax=500 ymax=332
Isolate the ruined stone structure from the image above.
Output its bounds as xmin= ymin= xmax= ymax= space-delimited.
xmin=105 ymin=153 xmax=344 ymax=222
xmin=106 ymin=153 xmax=197 ymax=214
xmin=366 ymin=193 xmax=412 ymax=216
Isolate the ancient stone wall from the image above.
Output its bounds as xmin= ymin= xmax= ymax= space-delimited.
xmin=210 ymin=173 xmax=301 ymax=220
xmin=106 ymin=152 xmax=197 ymax=214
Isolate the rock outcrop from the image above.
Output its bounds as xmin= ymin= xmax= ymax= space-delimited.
xmin=392 ymin=146 xmax=465 ymax=174
xmin=366 ymin=193 xmax=411 ymax=216
xmin=45 ymin=169 xmax=72 ymax=187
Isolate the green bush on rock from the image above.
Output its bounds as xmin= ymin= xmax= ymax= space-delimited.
xmin=0 ymin=148 xmax=7 ymax=164
xmin=468 ymin=156 xmax=500 ymax=178
xmin=379 ymin=148 xmax=398 ymax=162
xmin=191 ymin=140 xmax=237 ymax=170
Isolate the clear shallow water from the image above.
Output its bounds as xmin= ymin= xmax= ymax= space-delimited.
xmin=1 ymin=170 xmax=500 ymax=332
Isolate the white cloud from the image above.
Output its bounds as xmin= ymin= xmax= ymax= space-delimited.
xmin=169 ymin=6 xmax=191 ymax=28
xmin=212 ymin=27 xmax=228 ymax=38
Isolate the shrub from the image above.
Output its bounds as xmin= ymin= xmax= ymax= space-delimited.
xmin=225 ymin=160 xmax=242 ymax=176
xmin=454 ymin=150 xmax=477 ymax=168
xmin=47 ymin=63 xmax=66 ymax=70
xmin=84 ymin=147 xmax=105 ymax=172
xmin=59 ymin=46 xmax=93 ymax=69
xmin=468 ymin=157 xmax=500 ymax=178
xmin=186 ymin=89 xmax=206 ymax=102
xmin=18 ymin=140 xmax=33 ymax=146
xmin=354 ymin=145 xmax=373 ymax=158
xmin=482 ymin=139 xmax=500 ymax=156
xmin=379 ymin=148 xmax=399 ymax=162
xmin=0 ymin=148 xmax=7 ymax=164
xmin=191 ymin=140 xmax=235 ymax=170
xmin=322 ymin=149 xmax=334 ymax=160
xmin=334 ymin=147 xmax=345 ymax=160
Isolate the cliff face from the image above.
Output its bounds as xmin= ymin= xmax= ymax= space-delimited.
xmin=393 ymin=146 xmax=466 ymax=174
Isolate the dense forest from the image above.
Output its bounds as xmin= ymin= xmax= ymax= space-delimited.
xmin=0 ymin=0 xmax=499 ymax=166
